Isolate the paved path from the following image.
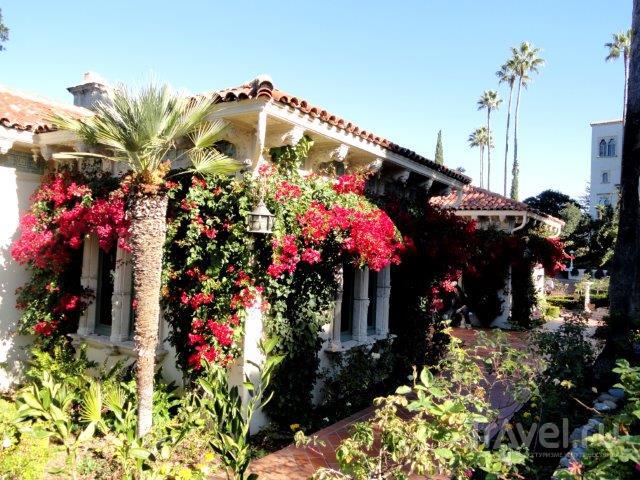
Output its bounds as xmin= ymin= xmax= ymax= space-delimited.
xmin=249 ymin=327 xmax=529 ymax=479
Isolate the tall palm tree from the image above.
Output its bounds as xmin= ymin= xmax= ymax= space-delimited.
xmin=477 ymin=90 xmax=502 ymax=191
xmin=509 ymin=41 xmax=545 ymax=200
xmin=496 ymin=62 xmax=517 ymax=196
xmin=609 ymin=3 xmax=640 ymax=346
xmin=468 ymin=126 xmax=491 ymax=188
xmin=605 ymin=29 xmax=633 ymax=121
xmin=52 ymin=84 xmax=241 ymax=437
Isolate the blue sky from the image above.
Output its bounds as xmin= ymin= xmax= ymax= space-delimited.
xmin=0 ymin=0 xmax=632 ymax=199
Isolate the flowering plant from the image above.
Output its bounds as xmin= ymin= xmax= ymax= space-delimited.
xmin=11 ymin=168 xmax=128 ymax=340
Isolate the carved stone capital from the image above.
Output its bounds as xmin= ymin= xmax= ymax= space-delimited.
xmin=307 ymin=143 xmax=349 ymax=168
xmin=391 ymin=170 xmax=410 ymax=183
xmin=265 ymin=125 xmax=305 ymax=149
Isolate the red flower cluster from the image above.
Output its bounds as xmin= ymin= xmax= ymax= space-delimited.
xmin=12 ymin=173 xmax=129 ymax=272
xmin=275 ymin=181 xmax=302 ymax=202
xmin=333 ymin=174 xmax=365 ymax=195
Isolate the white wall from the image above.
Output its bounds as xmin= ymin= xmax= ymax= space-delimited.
xmin=0 ymin=165 xmax=42 ymax=391
xmin=590 ymin=121 xmax=623 ymax=218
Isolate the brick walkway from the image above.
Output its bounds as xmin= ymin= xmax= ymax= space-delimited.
xmin=249 ymin=327 xmax=529 ymax=479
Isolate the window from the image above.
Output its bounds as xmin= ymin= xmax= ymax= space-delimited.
xmin=367 ymin=270 xmax=378 ymax=332
xmin=340 ymin=265 xmax=355 ymax=339
xmin=602 ymin=171 xmax=609 ymax=184
xmin=599 ymin=139 xmax=607 ymax=157
xmin=95 ymin=249 xmax=116 ymax=336
xmin=213 ymin=140 xmax=236 ymax=158
xmin=597 ymin=193 xmax=612 ymax=206
xmin=608 ymin=138 xmax=616 ymax=157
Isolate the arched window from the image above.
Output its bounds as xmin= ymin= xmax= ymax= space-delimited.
xmin=608 ymin=138 xmax=616 ymax=157
xmin=602 ymin=171 xmax=609 ymax=184
xmin=213 ymin=140 xmax=237 ymax=158
xmin=599 ymin=139 xmax=607 ymax=157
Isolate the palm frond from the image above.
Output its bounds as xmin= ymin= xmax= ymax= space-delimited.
xmin=80 ymin=381 xmax=103 ymax=424
xmin=187 ymin=148 xmax=243 ymax=177
xmin=188 ymin=120 xmax=229 ymax=150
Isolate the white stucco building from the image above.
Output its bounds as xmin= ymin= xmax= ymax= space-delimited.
xmin=431 ymin=185 xmax=564 ymax=328
xmin=0 ymin=73 xmax=473 ymax=430
xmin=589 ymin=119 xmax=623 ymax=218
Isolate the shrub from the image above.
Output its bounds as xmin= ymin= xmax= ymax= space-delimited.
xmin=298 ymin=330 xmax=538 ymax=479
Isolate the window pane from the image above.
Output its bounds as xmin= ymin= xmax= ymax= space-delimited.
xmin=367 ymin=270 xmax=377 ymax=330
xmin=341 ymin=265 xmax=355 ymax=336
xmin=608 ymin=139 xmax=616 ymax=157
xmin=599 ymin=140 xmax=607 ymax=156
xmin=95 ymin=249 xmax=116 ymax=336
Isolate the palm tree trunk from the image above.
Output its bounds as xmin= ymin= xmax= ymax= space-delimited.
xmin=479 ymin=146 xmax=484 ymax=188
xmin=609 ymin=0 xmax=640 ymax=337
xmin=130 ymin=193 xmax=169 ymax=438
xmin=510 ymin=78 xmax=523 ymax=200
xmin=624 ymin=52 xmax=630 ymax=122
xmin=487 ymin=109 xmax=492 ymax=191
xmin=503 ymin=84 xmax=514 ymax=196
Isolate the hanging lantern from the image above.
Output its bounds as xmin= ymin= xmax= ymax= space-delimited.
xmin=247 ymin=200 xmax=275 ymax=234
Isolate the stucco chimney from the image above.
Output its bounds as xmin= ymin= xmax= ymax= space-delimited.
xmin=67 ymin=72 xmax=110 ymax=110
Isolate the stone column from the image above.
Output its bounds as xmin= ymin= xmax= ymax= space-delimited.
xmin=584 ymin=281 xmax=592 ymax=313
xmin=110 ymin=248 xmax=133 ymax=343
xmin=375 ymin=267 xmax=391 ymax=336
xmin=352 ymin=267 xmax=370 ymax=343
xmin=77 ymin=235 xmax=99 ymax=335
xmin=329 ymin=267 xmax=344 ymax=350
xmin=241 ymin=292 xmax=267 ymax=434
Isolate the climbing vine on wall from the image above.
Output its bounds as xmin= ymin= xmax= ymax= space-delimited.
xmin=11 ymin=166 xmax=128 ymax=345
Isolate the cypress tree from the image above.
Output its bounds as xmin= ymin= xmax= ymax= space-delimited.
xmin=435 ymin=130 xmax=444 ymax=165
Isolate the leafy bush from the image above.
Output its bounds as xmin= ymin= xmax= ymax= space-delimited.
xmin=548 ymin=295 xmax=581 ymax=310
xmin=318 ymin=339 xmax=395 ymax=424
xmin=196 ymin=338 xmax=283 ymax=480
xmin=513 ymin=316 xmax=599 ymax=478
xmin=298 ymin=330 xmax=538 ymax=479
xmin=556 ymin=359 xmax=640 ymax=479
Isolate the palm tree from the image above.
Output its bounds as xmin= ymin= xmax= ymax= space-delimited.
xmin=468 ymin=126 xmax=492 ymax=188
xmin=496 ymin=62 xmax=517 ymax=196
xmin=609 ymin=3 xmax=640 ymax=348
xmin=52 ymin=84 xmax=241 ymax=437
xmin=477 ymin=90 xmax=502 ymax=191
xmin=509 ymin=42 xmax=545 ymax=200
xmin=605 ymin=29 xmax=633 ymax=121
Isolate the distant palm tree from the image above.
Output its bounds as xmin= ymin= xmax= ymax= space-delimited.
xmin=605 ymin=29 xmax=633 ymax=121
xmin=468 ymin=126 xmax=492 ymax=188
xmin=477 ymin=90 xmax=502 ymax=191
xmin=53 ymin=84 xmax=241 ymax=437
xmin=496 ymin=62 xmax=517 ymax=196
xmin=509 ymin=42 xmax=545 ymax=200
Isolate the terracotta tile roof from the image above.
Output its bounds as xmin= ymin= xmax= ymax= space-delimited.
xmin=0 ymin=86 xmax=90 ymax=133
xmin=210 ymin=77 xmax=471 ymax=184
xmin=430 ymin=185 xmax=563 ymax=223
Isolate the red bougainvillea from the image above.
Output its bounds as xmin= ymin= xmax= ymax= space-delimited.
xmin=11 ymin=170 xmax=129 ymax=339
xmin=12 ymin=172 xmax=129 ymax=272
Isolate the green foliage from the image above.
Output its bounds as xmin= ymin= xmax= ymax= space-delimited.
xmin=0 ymin=428 xmax=53 ymax=480
xmin=516 ymin=316 xmax=598 ymax=478
xmin=547 ymin=295 xmax=581 ymax=310
xmin=318 ymin=339 xmax=395 ymax=423
xmin=524 ymin=190 xmax=578 ymax=219
xmin=269 ymin=135 xmax=314 ymax=175
xmin=510 ymin=259 xmax=540 ymax=329
xmin=14 ymin=371 xmax=101 ymax=478
xmin=298 ymin=330 xmax=536 ymax=479
xmin=0 ymin=8 xmax=9 ymax=51
xmin=556 ymin=359 xmax=640 ymax=479
xmin=197 ymin=338 xmax=284 ymax=480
